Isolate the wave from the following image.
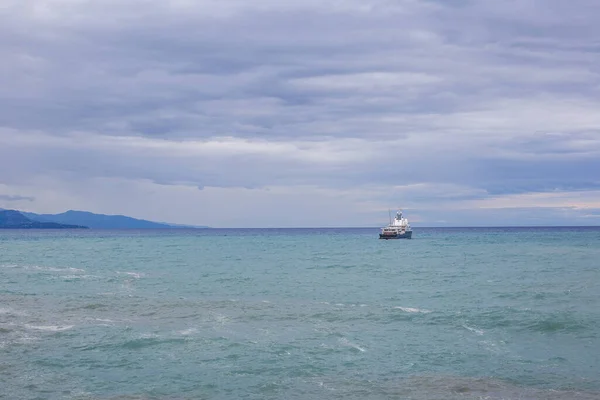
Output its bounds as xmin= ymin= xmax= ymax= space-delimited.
xmin=425 ymin=308 xmax=596 ymax=336
xmin=73 ymin=335 xmax=166 ymax=352
xmin=83 ymin=303 xmax=108 ymax=310
xmin=29 ymin=265 xmax=85 ymax=273
xmin=62 ymin=274 xmax=99 ymax=280
xmin=394 ymin=307 xmax=431 ymax=314
xmin=117 ymin=271 xmax=143 ymax=279
xmin=301 ymin=375 xmax=600 ymax=400
xmin=526 ymin=317 xmax=590 ymax=334
xmin=65 ymin=375 xmax=600 ymax=400
xmin=91 ymin=318 xmax=115 ymax=326
xmin=25 ymin=324 xmax=74 ymax=332
xmin=177 ymin=328 xmax=198 ymax=336
xmin=463 ymin=324 xmax=485 ymax=335
xmin=0 ymin=307 xmax=27 ymax=316
xmin=121 ymin=335 xmax=186 ymax=350
xmin=338 ymin=337 xmax=366 ymax=352
xmin=2 ymin=264 xmax=86 ymax=274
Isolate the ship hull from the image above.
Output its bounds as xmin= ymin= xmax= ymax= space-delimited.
xmin=379 ymin=231 xmax=412 ymax=239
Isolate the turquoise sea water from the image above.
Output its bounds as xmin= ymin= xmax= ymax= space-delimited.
xmin=1 ymin=227 xmax=600 ymax=399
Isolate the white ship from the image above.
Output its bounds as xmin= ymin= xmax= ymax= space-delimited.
xmin=379 ymin=210 xmax=413 ymax=239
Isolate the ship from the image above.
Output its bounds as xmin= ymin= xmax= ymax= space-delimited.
xmin=379 ymin=210 xmax=413 ymax=239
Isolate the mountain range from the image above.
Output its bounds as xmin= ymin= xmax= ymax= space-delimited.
xmin=0 ymin=210 xmax=87 ymax=229
xmin=0 ymin=209 xmax=208 ymax=229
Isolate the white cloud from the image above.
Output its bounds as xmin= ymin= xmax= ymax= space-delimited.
xmin=289 ymin=72 xmax=442 ymax=92
xmin=466 ymin=190 xmax=600 ymax=211
xmin=1 ymin=0 xmax=599 ymax=225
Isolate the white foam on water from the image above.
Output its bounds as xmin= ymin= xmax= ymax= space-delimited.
xmin=65 ymin=267 xmax=85 ymax=273
xmin=27 ymin=266 xmax=85 ymax=273
xmin=15 ymin=334 xmax=39 ymax=345
xmin=91 ymin=318 xmax=115 ymax=326
xmin=0 ymin=308 xmax=28 ymax=317
xmin=463 ymin=325 xmax=485 ymax=335
xmin=139 ymin=333 xmax=160 ymax=339
xmin=213 ymin=313 xmax=229 ymax=325
xmin=479 ymin=339 xmax=504 ymax=355
xmin=118 ymin=271 xmax=143 ymax=279
xmin=62 ymin=274 xmax=99 ymax=280
xmin=25 ymin=324 xmax=74 ymax=332
xmin=99 ymin=292 xmax=122 ymax=297
xmin=394 ymin=307 xmax=431 ymax=314
xmin=314 ymin=379 xmax=337 ymax=392
xmin=178 ymin=328 xmax=198 ymax=336
xmin=2 ymin=264 xmax=86 ymax=273
xmin=339 ymin=337 xmax=366 ymax=352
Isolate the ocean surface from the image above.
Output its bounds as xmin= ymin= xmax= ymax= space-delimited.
xmin=1 ymin=227 xmax=600 ymax=399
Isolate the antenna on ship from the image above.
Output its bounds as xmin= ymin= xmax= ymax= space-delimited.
xmin=388 ymin=209 xmax=392 ymax=225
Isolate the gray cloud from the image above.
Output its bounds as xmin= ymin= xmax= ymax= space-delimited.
xmin=0 ymin=194 xmax=35 ymax=202
xmin=0 ymin=0 xmax=599 ymax=225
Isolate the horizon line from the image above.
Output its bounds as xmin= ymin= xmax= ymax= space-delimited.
xmin=3 ymin=226 xmax=600 ymax=231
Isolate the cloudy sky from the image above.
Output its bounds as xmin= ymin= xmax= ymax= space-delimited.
xmin=1 ymin=0 xmax=599 ymax=227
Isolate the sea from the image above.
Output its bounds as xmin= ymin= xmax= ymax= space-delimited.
xmin=1 ymin=227 xmax=599 ymax=400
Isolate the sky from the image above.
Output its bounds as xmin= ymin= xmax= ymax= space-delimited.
xmin=1 ymin=0 xmax=600 ymax=227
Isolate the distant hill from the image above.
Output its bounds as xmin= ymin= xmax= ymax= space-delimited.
xmin=22 ymin=210 xmax=208 ymax=229
xmin=0 ymin=210 xmax=88 ymax=229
